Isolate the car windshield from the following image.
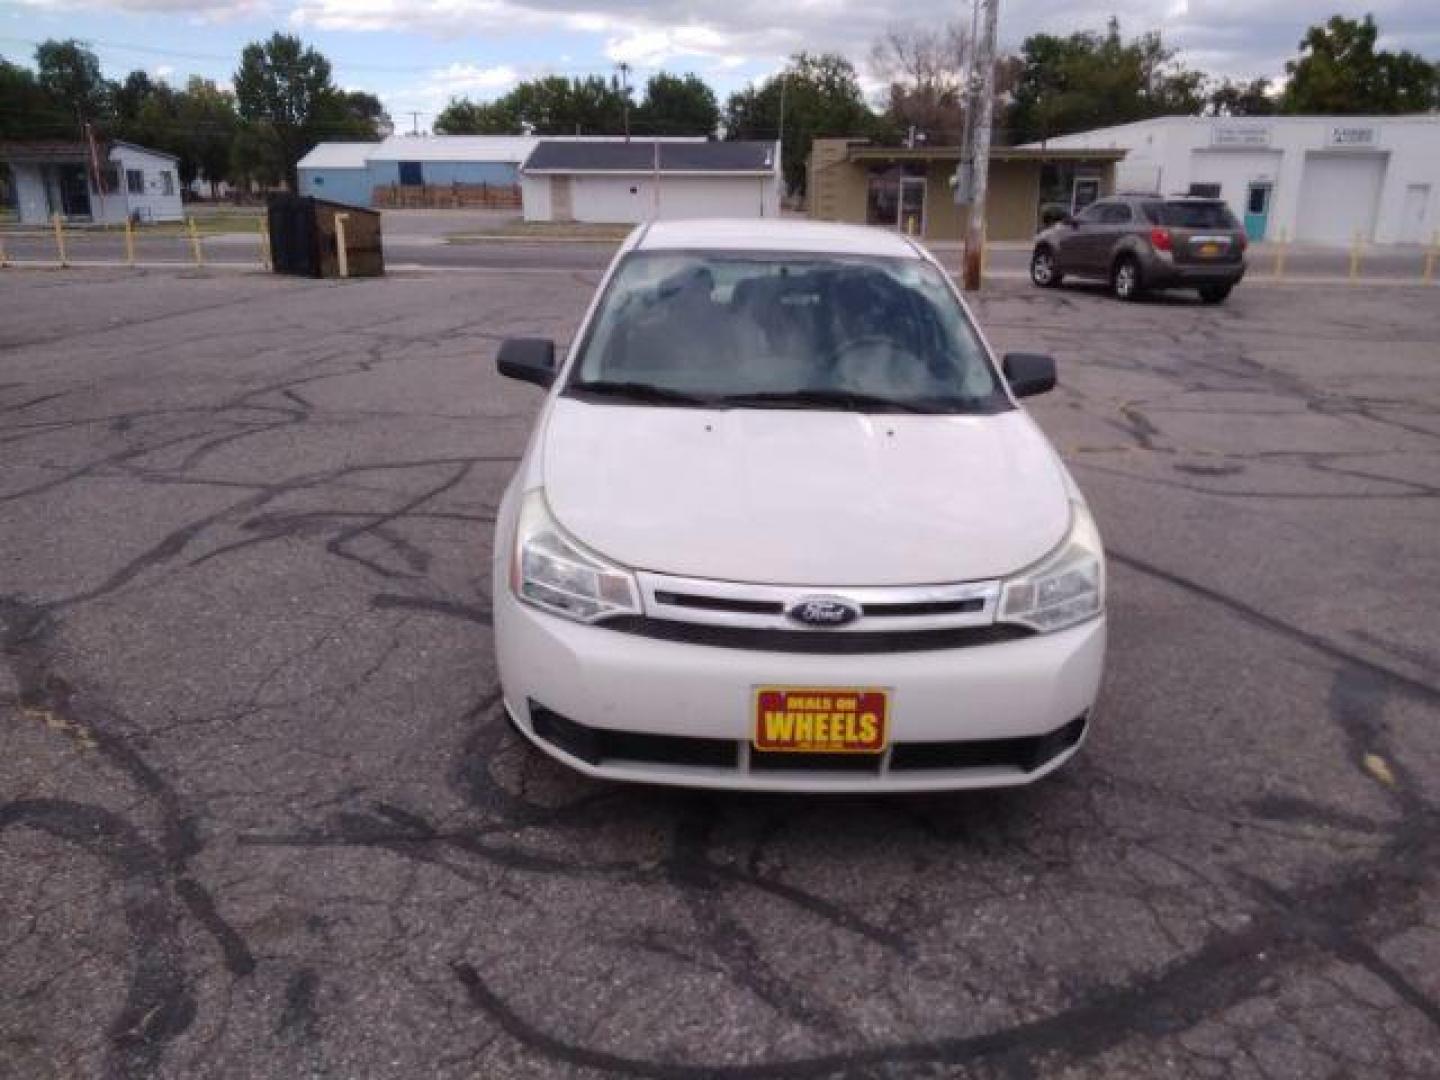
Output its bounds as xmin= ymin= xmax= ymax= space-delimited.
xmin=568 ymin=251 xmax=1008 ymax=414
xmin=1146 ymin=201 xmax=1239 ymax=229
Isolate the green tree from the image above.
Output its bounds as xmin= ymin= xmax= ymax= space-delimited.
xmin=233 ymin=33 xmax=349 ymax=188
xmin=635 ymin=72 xmax=719 ymax=136
xmin=34 ymin=39 xmax=113 ymax=129
xmin=434 ymin=97 xmax=520 ymax=135
xmin=725 ymin=52 xmax=879 ymax=195
xmin=1206 ymin=77 xmax=1276 ymax=116
xmin=1282 ymin=15 xmax=1438 ymax=114
xmin=0 ymin=58 xmax=71 ymax=140
xmin=434 ymin=75 xmax=630 ymax=136
xmin=332 ymin=91 xmax=392 ymax=138
xmin=1007 ymin=19 xmax=1205 ymax=144
xmin=177 ymin=77 xmax=240 ymax=195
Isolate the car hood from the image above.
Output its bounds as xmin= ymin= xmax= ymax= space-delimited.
xmin=541 ymin=398 xmax=1072 ymax=586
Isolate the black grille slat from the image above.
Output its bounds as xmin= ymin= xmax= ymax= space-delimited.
xmin=750 ymin=751 xmax=883 ymax=773
xmin=598 ymin=617 xmax=1034 ymax=653
xmin=653 ymin=591 xmax=785 ymax=616
xmin=862 ymin=598 xmax=986 ymax=617
xmin=890 ymin=715 xmax=1088 ymax=773
xmin=529 ymin=702 xmax=738 ymax=769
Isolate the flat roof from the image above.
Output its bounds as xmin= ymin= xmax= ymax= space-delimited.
xmin=844 ymin=145 xmax=1127 ymax=163
xmin=524 ymin=140 xmax=776 ymax=175
xmin=635 ymin=218 xmax=921 ymax=259
xmin=297 ymin=142 xmax=379 ymax=170
xmin=367 ymin=135 xmax=538 ymax=163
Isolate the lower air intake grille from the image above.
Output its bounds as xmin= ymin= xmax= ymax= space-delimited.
xmin=529 ymin=702 xmax=739 ymax=769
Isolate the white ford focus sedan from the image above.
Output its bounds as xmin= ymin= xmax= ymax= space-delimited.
xmin=492 ymin=219 xmax=1105 ymax=792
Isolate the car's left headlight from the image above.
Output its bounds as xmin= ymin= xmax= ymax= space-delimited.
xmin=510 ymin=489 xmax=640 ymax=623
xmin=998 ymin=502 xmax=1105 ymax=633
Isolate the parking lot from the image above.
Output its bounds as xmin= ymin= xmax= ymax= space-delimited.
xmin=2 ymin=266 xmax=1438 ymax=1078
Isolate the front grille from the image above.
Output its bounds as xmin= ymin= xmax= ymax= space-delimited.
xmin=598 ymin=617 xmax=1034 ymax=653
xmin=530 ymin=703 xmax=739 ymax=769
xmin=889 ymin=714 xmax=1087 ymax=772
xmin=525 ymin=702 xmax=1087 ymax=779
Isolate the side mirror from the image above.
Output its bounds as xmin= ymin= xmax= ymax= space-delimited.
xmin=1002 ymin=353 xmax=1056 ymax=399
xmin=497 ymin=338 xmax=556 ymax=389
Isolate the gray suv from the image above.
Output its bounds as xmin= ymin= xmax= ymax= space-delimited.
xmin=1030 ymin=195 xmax=1248 ymax=304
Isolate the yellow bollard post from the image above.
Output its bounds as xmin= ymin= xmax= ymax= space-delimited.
xmin=258 ymin=214 xmax=272 ymax=271
xmin=1273 ymin=229 xmax=1287 ymax=279
xmin=334 ymin=213 xmax=350 ymax=279
xmin=1349 ymin=231 xmax=1361 ymax=281
xmin=0 ymin=232 xmax=8 ymax=269
xmin=188 ymin=216 xmax=204 ymax=267
xmin=123 ymin=216 xmax=135 ymax=267
xmin=52 ymin=213 xmax=68 ymax=267
xmin=1425 ymin=230 xmax=1439 ymax=286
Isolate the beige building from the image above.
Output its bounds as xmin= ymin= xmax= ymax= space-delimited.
xmin=808 ymin=139 xmax=1125 ymax=242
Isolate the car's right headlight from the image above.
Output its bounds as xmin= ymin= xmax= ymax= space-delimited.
xmin=998 ymin=502 xmax=1105 ymax=633
xmin=510 ymin=489 xmax=640 ymax=623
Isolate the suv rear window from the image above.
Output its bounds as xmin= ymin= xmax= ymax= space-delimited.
xmin=1144 ymin=201 xmax=1239 ymax=229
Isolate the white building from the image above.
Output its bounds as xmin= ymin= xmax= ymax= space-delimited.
xmin=0 ymin=139 xmax=184 ymax=225
xmin=1026 ymin=115 xmax=1440 ymax=245
xmin=520 ymin=140 xmax=782 ymax=224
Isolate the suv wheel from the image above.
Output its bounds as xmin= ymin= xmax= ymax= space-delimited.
xmin=1198 ymin=284 xmax=1233 ymax=304
xmin=1030 ymin=247 xmax=1062 ymax=288
xmin=1112 ymin=256 xmax=1143 ymax=302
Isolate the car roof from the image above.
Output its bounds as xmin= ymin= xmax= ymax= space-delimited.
xmin=633 ymin=219 xmax=923 ymax=259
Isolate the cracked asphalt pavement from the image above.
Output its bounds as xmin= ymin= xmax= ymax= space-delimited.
xmin=2 ymin=266 xmax=1438 ymax=1079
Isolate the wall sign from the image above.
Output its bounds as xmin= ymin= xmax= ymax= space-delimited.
xmin=1211 ymin=125 xmax=1271 ymax=148
xmin=1328 ymin=125 xmax=1378 ymax=148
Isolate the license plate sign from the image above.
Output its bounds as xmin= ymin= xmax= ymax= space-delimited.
xmin=1197 ymin=243 xmax=1221 ymax=257
xmin=753 ymin=687 xmax=888 ymax=753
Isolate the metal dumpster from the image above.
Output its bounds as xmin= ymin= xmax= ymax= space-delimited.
xmin=267 ymin=195 xmax=384 ymax=278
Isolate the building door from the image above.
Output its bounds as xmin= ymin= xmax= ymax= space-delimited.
xmin=1244 ymin=182 xmax=1272 ymax=240
xmin=898 ymin=176 xmax=925 ymax=235
xmin=550 ymin=176 xmax=573 ymax=222
xmin=1400 ymin=184 xmax=1431 ymax=244
xmin=1294 ymin=152 xmax=1386 ymax=244
xmin=56 ymin=163 xmax=92 ymax=219
xmin=1070 ymin=176 xmax=1100 ymax=214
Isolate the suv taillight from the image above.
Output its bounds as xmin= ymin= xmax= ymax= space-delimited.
xmin=1149 ymin=227 xmax=1173 ymax=252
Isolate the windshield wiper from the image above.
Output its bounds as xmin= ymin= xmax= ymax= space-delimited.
xmin=718 ymin=389 xmax=944 ymax=414
xmin=567 ymin=381 xmax=719 ymax=407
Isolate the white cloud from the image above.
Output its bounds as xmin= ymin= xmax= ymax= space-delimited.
xmin=427 ymin=61 xmax=521 ymax=96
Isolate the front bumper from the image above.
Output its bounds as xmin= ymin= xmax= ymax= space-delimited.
xmin=495 ymin=587 xmax=1106 ymax=792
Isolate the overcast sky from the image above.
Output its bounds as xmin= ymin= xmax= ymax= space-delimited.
xmin=3 ymin=0 xmax=1438 ymax=128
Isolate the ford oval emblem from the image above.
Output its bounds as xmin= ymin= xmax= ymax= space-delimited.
xmin=786 ymin=596 xmax=862 ymax=628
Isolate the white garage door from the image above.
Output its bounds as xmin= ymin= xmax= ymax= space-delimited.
xmin=570 ymin=176 xmax=770 ymax=223
xmin=1294 ymin=153 xmax=1387 ymax=244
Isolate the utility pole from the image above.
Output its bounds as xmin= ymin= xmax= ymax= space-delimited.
xmin=961 ymin=0 xmax=999 ymax=291
xmin=408 ymin=111 xmax=422 ymax=136
xmin=618 ymin=62 xmax=632 ymax=141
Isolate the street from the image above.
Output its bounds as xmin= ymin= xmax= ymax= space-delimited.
xmin=3 ymin=211 xmax=1437 ymax=281
xmin=2 ymin=269 xmax=1439 ymax=1078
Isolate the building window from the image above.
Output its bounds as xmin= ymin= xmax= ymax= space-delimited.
xmin=160 ymin=171 xmax=175 ymax=196
xmin=865 ymin=164 xmax=926 ymax=228
xmin=96 ymin=167 xmax=120 ymax=194
xmin=398 ymin=161 xmax=423 ymax=186
xmin=126 ymin=169 xmax=145 ymax=194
